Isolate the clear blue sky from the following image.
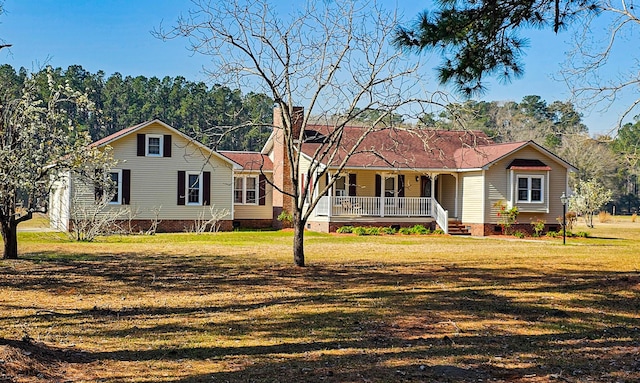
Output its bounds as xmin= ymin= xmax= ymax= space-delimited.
xmin=0 ymin=0 xmax=630 ymax=134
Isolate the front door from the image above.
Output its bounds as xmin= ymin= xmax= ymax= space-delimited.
xmin=421 ymin=176 xmax=431 ymax=197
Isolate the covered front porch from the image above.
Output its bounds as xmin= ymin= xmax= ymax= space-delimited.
xmin=314 ymin=195 xmax=449 ymax=232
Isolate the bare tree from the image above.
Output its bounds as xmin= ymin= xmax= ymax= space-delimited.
xmin=558 ymin=133 xmax=619 ymax=189
xmin=562 ymin=1 xmax=640 ymax=132
xmin=158 ymin=0 xmax=441 ymax=266
xmin=190 ymin=205 xmax=231 ymax=234
xmin=67 ymin=189 xmax=131 ymax=242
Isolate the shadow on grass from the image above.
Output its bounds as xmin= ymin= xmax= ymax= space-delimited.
xmin=2 ymin=251 xmax=639 ymax=382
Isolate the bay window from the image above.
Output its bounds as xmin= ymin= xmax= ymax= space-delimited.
xmin=517 ymin=175 xmax=544 ymax=203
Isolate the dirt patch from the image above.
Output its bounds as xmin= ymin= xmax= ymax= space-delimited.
xmin=0 ymin=338 xmax=93 ymax=383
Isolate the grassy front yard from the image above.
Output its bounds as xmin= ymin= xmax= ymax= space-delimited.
xmin=1 ymin=218 xmax=639 ymax=382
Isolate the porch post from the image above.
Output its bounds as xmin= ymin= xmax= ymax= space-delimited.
xmin=454 ymin=173 xmax=459 ymax=219
xmin=430 ymin=173 xmax=436 ymax=203
xmin=327 ymin=171 xmax=332 ymax=218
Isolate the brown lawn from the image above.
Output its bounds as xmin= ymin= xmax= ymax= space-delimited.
xmin=1 ymin=218 xmax=639 ymax=382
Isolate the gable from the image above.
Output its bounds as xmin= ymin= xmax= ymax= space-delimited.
xmin=92 ymin=120 xmax=238 ymax=169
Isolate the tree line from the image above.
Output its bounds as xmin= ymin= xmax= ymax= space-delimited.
xmin=424 ymin=96 xmax=639 ymax=214
xmin=1 ymin=64 xmax=637 ymax=214
xmin=0 ymin=64 xmax=275 ymax=151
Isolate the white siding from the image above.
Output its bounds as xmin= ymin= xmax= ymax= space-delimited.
xmin=233 ymin=172 xmax=274 ymax=220
xmin=460 ymin=171 xmax=484 ymax=223
xmin=483 ymin=146 xmax=568 ymax=224
xmin=49 ymin=171 xmax=71 ymax=231
xmin=73 ymin=122 xmax=234 ymax=221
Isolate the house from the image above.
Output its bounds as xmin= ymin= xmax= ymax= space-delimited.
xmin=50 ymin=108 xmax=575 ymax=236
xmin=262 ymin=107 xmax=576 ymax=236
xmin=49 ymin=120 xmax=239 ymax=232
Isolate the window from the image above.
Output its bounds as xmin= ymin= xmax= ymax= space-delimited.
xmin=246 ymin=177 xmax=257 ymax=204
xmin=187 ymin=172 xmax=202 ymax=205
xmin=178 ymin=171 xmax=209 ymax=206
xmin=334 ymin=176 xmax=346 ymax=197
xmin=234 ymin=177 xmax=244 ymax=204
xmin=108 ymin=170 xmax=122 ymax=204
xmin=234 ymin=176 xmax=258 ymax=204
xmin=517 ymin=176 xmax=544 ymax=203
xmin=146 ymin=134 xmax=163 ymax=157
xmin=384 ymin=176 xmax=396 ymax=204
xmin=138 ymin=134 xmax=171 ymax=157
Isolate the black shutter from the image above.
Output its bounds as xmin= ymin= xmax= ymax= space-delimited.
xmin=122 ymin=169 xmax=131 ymax=205
xmin=375 ymin=174 xmax=381 ymax=197
xmin=203 ymin=171 xmax=211 ymax=205
xmin=177 ymin=171 xmax=186 ymax=205
xmin=398 ymin=174 xmax=405 ymax=197
xmin=137 ymin=134 xmax=145 ymax=156
xmin=163 ymin=135 xmax=172 ymax=157
xmin=259 ymin=174 xmax=266 ymax=205
xmin=348 ymin=173 xmax=357 ymax=196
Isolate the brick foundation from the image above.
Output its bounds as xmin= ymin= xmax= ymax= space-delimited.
xmin=465 ymin=222 xmax=562 ymax=236
xmin=307 ymin=221 xmax=436 ymax=233
xmin=232 ymin=219 xmax=273 ymax=230
xmin=109 ymin=219 xmax=234 ymax=233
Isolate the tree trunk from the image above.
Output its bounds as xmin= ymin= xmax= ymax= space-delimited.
xmin=1 ymin=221 xmax=18 ymax=260
xmin=293 ymin=217 xmax=305 ymax=267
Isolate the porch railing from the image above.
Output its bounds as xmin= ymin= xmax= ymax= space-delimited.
xmin=432 ymin=199 xmax=448 ymax=234
xmin=315 ymin=196 xmax=432 ymax=217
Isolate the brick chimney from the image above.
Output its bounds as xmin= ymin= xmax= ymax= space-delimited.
xmin=272 ymin=106 xmax=304 ymax=226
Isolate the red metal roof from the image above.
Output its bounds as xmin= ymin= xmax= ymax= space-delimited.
xmin=90 ymin=121 xmax=149 ymax=147
xmin=296 ymin=125 xmax=523 ymax=170
xmin=219 ymin=151 xmax=273 ymax=171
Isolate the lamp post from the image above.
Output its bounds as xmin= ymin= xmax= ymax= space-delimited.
xmin=560 ymin=192 xmax=568 ymax=245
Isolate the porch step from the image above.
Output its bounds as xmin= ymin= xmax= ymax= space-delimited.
xmin=447 ymin=221 xmax=471 ymax=236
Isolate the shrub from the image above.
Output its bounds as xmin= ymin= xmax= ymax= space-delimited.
xmin=574 ymin=231 xmax=589 ymax=238
xmin=398 ymin=227 xmax=412 ymax=235
xmin=410 ymin=224 xmax=430 ymax=235
xmin=336 ymin=226 xmax=353 ymax=234
xmin=530 ymin=218 xmax=546 ymax=237
xmin=494 ymin=200 xmax=519 ymax=235
xmin=381 ymin=226 xmax=397 ymax=235
xmin=513 ymin=231 xmax=525 ymax=238
xmin=546 ymin=230 xmax=559 ymax=238
xmin=598 ymin=211 xmax=612 ymax=223
xmin=557 ymin=211 xmax=578 ymax=231
xmin=277 ymin=210 xmax=293 ymax=228
xmin=366 ymin=227 xmax=381 ymax=236
xmin=432 ymin=228 xmax=445 ymax=235
xmin=353 ymin=226 xmax=368 ymax=236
